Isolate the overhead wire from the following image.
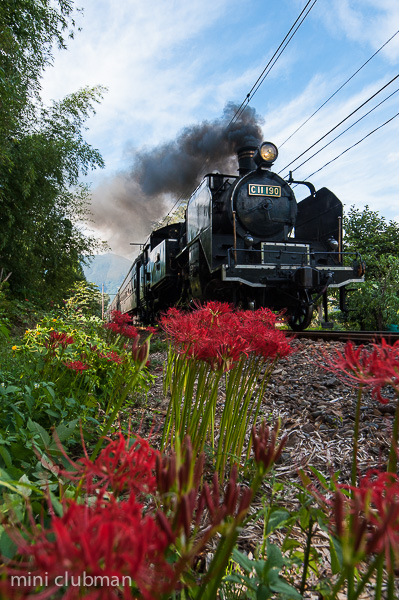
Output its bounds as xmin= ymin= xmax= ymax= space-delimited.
xmin=279 ymin=73 xmax=399 ymax=175
xmin=164 ymin=0 xmax=320 ymax=224
xmin=279 ymin=28 xmax=399 ymax=148
xmin=285 ymin=86 xmax=399 ymax=175
xmin=227 ymin=0 xmax=319 ymax=128
xmin=301 ymin=110 xmax=399 ymax=181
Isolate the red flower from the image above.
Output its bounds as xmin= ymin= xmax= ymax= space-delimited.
xmin=326 ymin=340 xmax=399 ymax=404
xmin=329 ymin=470 xmax=399 ymax=572
xmin=160 ymin=303 xmax=292 ymax=370
xmin=62 ymin=433 xmax=159 ymax=496
xmin=251 ymin=421 xmax=287 ymax=473
xmin=46 ymin=330 xmax=75 ymax=349
xmin=4 ymin=495 xmax=172 ymax=599
xmin=104 ymin=351 xmax=124 ymax=364
xmin=64 ymin=360 xmax=89 ymax=373
xmin=104 ymin=311 xmax=139 ymax=339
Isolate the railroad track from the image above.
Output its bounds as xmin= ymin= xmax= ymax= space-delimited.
xmin=284 ymin=329 xmax=399 ymax=343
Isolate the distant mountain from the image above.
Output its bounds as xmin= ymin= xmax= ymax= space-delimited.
xmin=82 ymin=253 xmax=132 ymax=296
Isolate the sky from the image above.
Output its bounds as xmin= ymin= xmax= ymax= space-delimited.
xmin=40 ymin=0 xmax=399 ymax=259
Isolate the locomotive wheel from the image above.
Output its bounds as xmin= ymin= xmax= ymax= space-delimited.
xmin=287 ymin=291 xmax=313 ymax=331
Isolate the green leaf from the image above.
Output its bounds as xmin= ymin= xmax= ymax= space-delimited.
xmin=265 ymin=542 xmax=284 ymax=570
xmin=0 ymin=446 xmax=12 ymax=468
xmin=255 ymin=583 xmax=272 ymax=600
xmin=27 ymin=418 xmax=50 ymax=448
xmin=269 ymin=576 xmax=302 ymax=598
xmin=0 ymin=528 xmax=17 ymax=559
xmin=49 ymin=419 xmax=79 ymax=448
xmin=15 ymin=474 xmax=32 ymax=498
xmin=231 ymin=547 xmax=256 ymax=573
xmin=329 ymin=535 xmax=343 ymax=574
xmin=43 ymin=383 xmax=55 ymax=399
xmin=266 ymin=508 xmax=290 ymax=534
xmin=5 ymin=385 xmax=19 ymax=394
xmin=49 ymin=491 xmax=64 ymax=517
xmin=308 ymin=466 xmax=328 ymax=488
xmin=45 ymin=409 xmax=60 ymax=418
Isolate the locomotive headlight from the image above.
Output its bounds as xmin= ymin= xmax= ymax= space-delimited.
xmin=253 ymin=142 xmax=279 ymax=167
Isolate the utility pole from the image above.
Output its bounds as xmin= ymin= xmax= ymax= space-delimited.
xmin=102 ymin=283 xmax=104 ymax=320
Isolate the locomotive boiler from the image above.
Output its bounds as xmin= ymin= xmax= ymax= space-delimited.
xmin=109 ymin=142 xmax=364 ymax=330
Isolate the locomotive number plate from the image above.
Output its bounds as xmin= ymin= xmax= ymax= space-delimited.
xmin=248 ymin=184 xmax=281 ymax=197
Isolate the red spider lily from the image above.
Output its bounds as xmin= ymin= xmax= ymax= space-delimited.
xmin=63 ymin=360 xmax=89 ymax=373
xmin=237 ymin=311 xmax=291 ymax=360
xmin=60 ymin=433 xmax=159 ymax=496
xmin=160 ymin=303 xmax=292 ymax=370
xmin=326 ymin=340 xmax=399 ymax=404
xmin=4 ymin=495 xmax=172 ymax=600
xmin=46 ymin=330 xmax=75 ymax=349
xmin=315 ymin=469 xmax=399 ymax=572
xmin=104 ymin=311 xmax=139 ymax=339
xmin=251 ymin=421 xmax=287 ymax=474
xmin=103 ymin=351 xmax=124 ymax=364
xmin=351 ymin=470 xmax=399 ymax=570
xmin=131 ymin=337 xmax=150 ymax=366
xmin=109 ymin=310 xmax=131 ymax=326
xmin=192 ymin=329 xmax=249 ymax=371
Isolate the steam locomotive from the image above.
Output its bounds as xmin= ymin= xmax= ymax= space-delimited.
xmin=108 ymin=142 xmax=364 ymax=330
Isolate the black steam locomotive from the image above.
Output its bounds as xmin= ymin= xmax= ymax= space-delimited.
xmin=108 ymin=142 xmax=364 ymax=330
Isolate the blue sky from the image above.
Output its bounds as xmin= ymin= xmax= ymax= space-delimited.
xmin=41 ymin=0 xmax=399 ymax=258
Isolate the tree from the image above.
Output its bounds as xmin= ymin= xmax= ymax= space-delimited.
xmin=343 ymin=206 xmax=399 ymax=329
xmin=0 ymin=87 xmax=107 ymax=302
xmin=0 ymin=1 xmax=108 ymax=303
xmin=0 ymin=0 xmax=77 ymax=165
xmin=63 ymin=281 xmax=104 ymax=319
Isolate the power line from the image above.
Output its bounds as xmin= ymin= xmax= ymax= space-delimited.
xmin=284 ymin=86 xmax=399 ymax=175
xmin=301 ymin=110 xmax=399 ymax=180
xmin=227 ymin=0 xmax=319 ymax=128
xmin=164 ymin=0 xmax=319 ymax=223
xmin=279 ymin=28 xmax=399 ymax=148
xmin=279 ymin=73 xmax=399 ymax=174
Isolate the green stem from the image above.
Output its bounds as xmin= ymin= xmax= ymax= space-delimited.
xmin=387 ymin=547 xmax=395 ymax=600
xmin=387 ymin=399 xmax=399 ymax=473
xmin=374 ymin=556 xmax=383 ymax=600
xmin=329 ymin=567 xmax=349 ymax=599
xmin=300 ymin=518 xmax=314 ymax=596
xmin=194 ymin=525 xmax=241 ymax=600
xmin=349 ymin=554 xmax=382 ymax=600
xmin=352 ymin=385 xmax=363 ymax=489
xmin=90 ymin=369 xmax=140 ymax=462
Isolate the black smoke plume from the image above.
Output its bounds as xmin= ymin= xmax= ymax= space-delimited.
xmin=90 ymin=103 xmax=264 ymax=257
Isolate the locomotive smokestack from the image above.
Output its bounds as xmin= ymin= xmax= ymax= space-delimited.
xmin=237 ymin=146 xmax=257 ymax=176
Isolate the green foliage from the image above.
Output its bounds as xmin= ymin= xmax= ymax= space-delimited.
xmin=344 ymin=205 xmax=399 ymax=274
xmin=0 ymin=310 xmax=154 ymax=482
xmin=0 ymin=87 xmax=108 ymax=302
xmin=344 ymin=256 xmax=399 ymax=330
xmin=223 ymin=543 xmax=301 ymax=600
xmin=344 ymin=206 xmax=399 ymax=329
xmin=0 ymin=0 xmax=108 ymax=303
xmin=63 ymin=280 xmax=104 ymax=319
xmin=0 ymin=0 xmax=77 ymax=146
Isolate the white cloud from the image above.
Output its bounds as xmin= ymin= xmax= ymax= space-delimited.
xmin=39 ymin=0 xmax=399 ymax=255
xmin=318 ymin=0 xmax=399 ymax=60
